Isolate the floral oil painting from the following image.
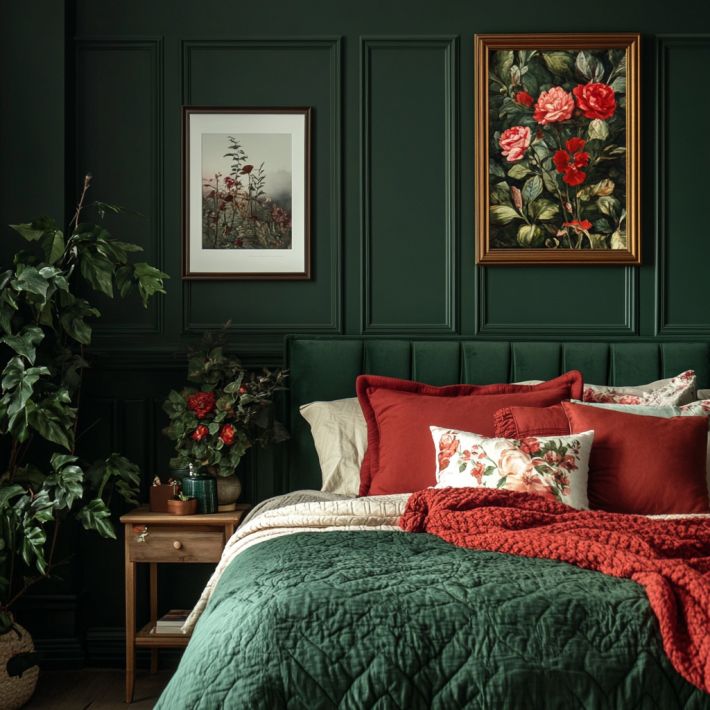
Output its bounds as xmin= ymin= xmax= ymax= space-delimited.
xmin=183 ymin=107 xmax=311 ymax=279
xmin=475 ymin=34 xmax=640 ymax=264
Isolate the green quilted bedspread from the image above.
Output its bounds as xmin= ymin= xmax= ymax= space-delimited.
xmin=156 ymin=530 xmax=710 ymax=709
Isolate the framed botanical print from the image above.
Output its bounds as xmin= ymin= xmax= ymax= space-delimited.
xmin=182 ymin=107 xmax=311 ymax=279
xmin=475 ymin=34 xmax=640 ymax=264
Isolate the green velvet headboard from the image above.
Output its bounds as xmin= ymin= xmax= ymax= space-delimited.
xmin=285 ymin=337 xmax=710 ymax=492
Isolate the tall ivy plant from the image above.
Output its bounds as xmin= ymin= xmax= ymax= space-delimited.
xmin=0 ymin=176 xmax=168 ymax=633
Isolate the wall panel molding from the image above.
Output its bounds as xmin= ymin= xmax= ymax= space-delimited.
xmin=181 ymin=38 xmax=343 ymax=336
xmin=361 ymin=36 xmax=458 ymax=333
xmin=656 ymin=35 xmax=710 ymax=335
xmin=477 ymin=266 xmax=636 ymax=336
xmin=74 ymin=37 xmax=165 ymax=337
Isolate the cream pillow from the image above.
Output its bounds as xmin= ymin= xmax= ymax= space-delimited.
xmin=300 ymin=398 xmax=366 ymax=496
xmin=431 ymin=425 xmax=594 ymax=509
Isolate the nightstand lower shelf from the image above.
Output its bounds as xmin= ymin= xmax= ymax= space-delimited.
xmin=135 ymin=622 xmax=191 ymax=648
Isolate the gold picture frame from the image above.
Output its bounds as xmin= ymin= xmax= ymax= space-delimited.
xmin=475 ymin=33 xmax=640 ymax=264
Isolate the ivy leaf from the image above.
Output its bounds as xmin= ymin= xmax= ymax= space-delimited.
xmin=1 ymin=326 xmax=44 ymax=365
xmin=11 ymin=266 xmax=49 ymax=300
xmin=76 ymin=498 xmax=116 ymax=539
xmin=30 ymin=488 xmax=56 ymax=524
xmin=59 ymin=296 xmax=100 ymax=345
xmin=21 ymin=520 xmax=47 ymax=574
xmin=133 ymin=263 xmax=168 ymax=307
xmin=9 ymin=223 xmax=45 ymax=242
xmin=79 ymin=252 xmax=115 ymax=297
xmin=41 ymin=230 xmax=66 ymax=265
xmin=1 ymin=357 xmax=50 ymax=418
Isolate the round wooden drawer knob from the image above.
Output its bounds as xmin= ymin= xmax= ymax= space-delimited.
xmin=173 ymin=540 xmax=182 ymax=550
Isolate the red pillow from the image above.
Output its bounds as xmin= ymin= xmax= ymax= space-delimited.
xmin=562 ymin=401 xmax=710 ymax=514
xmin=356 ymin=371 xmax=583 ymax=496
xmin=494 ymin=404 xmax=570 ymax=439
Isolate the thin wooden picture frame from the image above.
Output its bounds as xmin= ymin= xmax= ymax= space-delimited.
xmin=182 ymin=106 xmax=311 ymax=280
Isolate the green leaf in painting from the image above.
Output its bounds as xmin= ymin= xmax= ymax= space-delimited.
xmin=597 ymin=196 xmax=621 ymax=220
xmin=490 ymin=205 xmax=523 ymax=225
xmin=529 ymin=199 xmax=559 ymax=221
xmin=575 ymin=51 xmax=604 ymax=82
xmin=587 ymin=119 xmax=609 ymax=141
xmin=610 ymin=228 xmax=627 ymax=250
xmin=494 ymin=50 xmax=514 ymax=83
xmin=610 ymin=76 xmax=626 ymax=94
xmin=507 ymin=163 xmax=532 ymax=180
xmin=522 ymin=175 xmax=543 ymax=204
xmin=517 ymin=224 xmax=544 ymax=247
xmin=490 ymin=181 xmax=512 ymax=206
xmin=542 ymin=51 xmax=574 ymax=77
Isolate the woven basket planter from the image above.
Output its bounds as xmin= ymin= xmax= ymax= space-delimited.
xmin=0 ymin=622 xmax=39 ymax=710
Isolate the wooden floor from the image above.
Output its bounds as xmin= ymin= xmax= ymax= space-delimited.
xmin=26 ymin=669 xmax=172 ymax=709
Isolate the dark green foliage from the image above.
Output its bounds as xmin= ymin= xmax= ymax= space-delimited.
xmin=0 ymin=178 xmax=168 ymax=633
xmin=163 ymin=329 xmax=288 ymax=478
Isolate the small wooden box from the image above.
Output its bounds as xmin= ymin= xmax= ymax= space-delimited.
xmin=149 ymin=483 xmax=178 ymax=513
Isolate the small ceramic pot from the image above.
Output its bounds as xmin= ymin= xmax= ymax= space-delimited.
xmin=167 ymin=498 xmax=198 ymax=516
xmin=215 ymin=474 xmax=242 ymax=512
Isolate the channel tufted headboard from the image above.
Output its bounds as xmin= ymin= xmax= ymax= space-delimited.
xmin=285 ymin=337 xmax=710 ymax=492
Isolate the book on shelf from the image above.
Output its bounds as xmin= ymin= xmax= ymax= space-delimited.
xmin=153 ymin=609 xmax=190 ymax=634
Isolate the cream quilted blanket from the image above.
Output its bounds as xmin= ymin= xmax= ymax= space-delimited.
xmin=183 ymin=492 xmax=409 ymax=632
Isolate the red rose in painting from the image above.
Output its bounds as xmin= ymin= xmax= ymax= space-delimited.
xmin=219 ymin=423 xmax=236 ymax=446
xmin=499 ymin=126 xmax=531 ymax=162
xmin=239 ymin=164 xmax=254 ymax=175
xmin=566 ymin=137 xmax=586 ymax=154
xmin=573 ymin=82 xmax=616 ymax=120
xmin=191 ymin=424 xmax=209 ymax=442
xmin=514 ymin=90 xmax=534 ymax=107
xmin=533 ymin=86 xmax=574 ymax=125
xmin=187 ymin=391 xmax=216 ymax=419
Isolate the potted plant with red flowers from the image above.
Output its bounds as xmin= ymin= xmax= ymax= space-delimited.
xmin=162 ymin=329 xmax=288 ymax=510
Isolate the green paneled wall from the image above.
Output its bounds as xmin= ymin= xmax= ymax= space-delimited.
xmin=3 ymin=0 xmax=710 ymax=667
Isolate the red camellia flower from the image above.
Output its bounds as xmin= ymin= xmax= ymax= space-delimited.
xmin=553 ymin=138 xmax=590 ymax=187
xmin=191 ymin=424 xmax=208 ymax=442
xmin=187 ymin=391 xmax=216 ymax=419
xmin=532 ymin=86 xmax=574 ymax=125
xmin=514 ymin=90 xmax=534 ymax=108
xmin=573 ymin=82 xmax=616 ymax=120
xmin=219 ymin=423 xmax=236 ymax=446
xmin=499 ymin=126 xmax=531 ymax=162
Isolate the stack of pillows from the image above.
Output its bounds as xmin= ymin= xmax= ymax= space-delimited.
xmin=300 ymin=370 xmax=710 ymax=515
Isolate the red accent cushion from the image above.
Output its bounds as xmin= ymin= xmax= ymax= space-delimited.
xmin=494 ymin=404 xmax=570 ymax=439
xmin=356 ymin=371 xmax=584 ymax=496
xmin=562 ymin=401 xmax=710 ymax=514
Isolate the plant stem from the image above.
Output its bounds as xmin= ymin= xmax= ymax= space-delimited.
xmin=69 ymin=174 xmax=92 ymax=228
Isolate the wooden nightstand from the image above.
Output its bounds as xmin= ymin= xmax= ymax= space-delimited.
xmin=120 ymin=505 xmax=251 ymax=703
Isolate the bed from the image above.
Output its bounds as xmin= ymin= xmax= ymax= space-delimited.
xmin=156 ymin=338 xmax=710 ymax=709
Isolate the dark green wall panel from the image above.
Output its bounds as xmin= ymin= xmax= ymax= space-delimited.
xmin=657 ymin=37 xmax=710 ymax=335
xmin=362 ymin=38 xmax=457 ymax=332
xmin=74 ymin=40 xmax=163 ymax=335
xmin=479 ymin=266 xmax=635 ymax=334
xmin=182 ymin=40 xmax=341 ymax=336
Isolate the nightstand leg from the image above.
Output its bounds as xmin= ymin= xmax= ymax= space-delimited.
xmin=125 ymin=533 xmax=136 ymax=703
xmin=150 ymin=562 xmax=158 ymax=673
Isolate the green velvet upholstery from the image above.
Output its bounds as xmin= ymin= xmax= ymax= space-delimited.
xmin=286 ymin=337 xmax=710 ymax=491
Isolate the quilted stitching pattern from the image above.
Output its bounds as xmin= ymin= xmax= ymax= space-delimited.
xmin=157 ymin=529 xmax=709 ymax=709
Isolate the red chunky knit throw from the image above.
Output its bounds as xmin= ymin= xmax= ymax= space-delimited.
xmin=400 ymin=487 xmax=710 ymax=694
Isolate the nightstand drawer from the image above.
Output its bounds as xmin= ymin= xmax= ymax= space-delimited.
xmin=127 ymin=526 xmax=224 ymax=563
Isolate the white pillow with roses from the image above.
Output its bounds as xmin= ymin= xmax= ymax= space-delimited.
xmin=431 ymin=426 xmax=594 ymax=510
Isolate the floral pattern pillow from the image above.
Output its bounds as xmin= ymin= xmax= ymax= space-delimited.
xmin=583 ymin=370 xmax=696 ymax=406
xmin=431 ymin=426 xmax=594 ymax=509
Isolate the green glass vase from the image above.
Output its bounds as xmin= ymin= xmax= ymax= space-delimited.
xmin=181 ymin=463 xmax=217 ymax=514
